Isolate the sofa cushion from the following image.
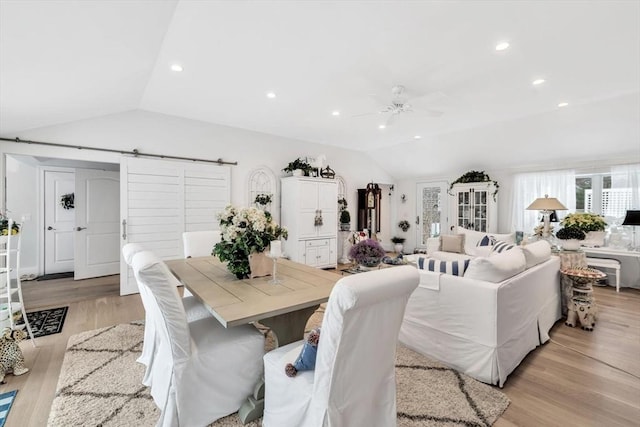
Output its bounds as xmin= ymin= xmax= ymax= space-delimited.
xmin=491 ymin=240 xmax=516 ymax=254
xmin=440 ymin=234 xmax=465 ymax=254
xmin=430 ymin=251 xmax=474 ymax=262
xmin=521 ymin=240 xmax=551 ymax=269
xmin=455 ymin=227 xmax=516 ymax=256
xmin=464 ymin=247 xmax=526 ymax=282
xmin=419 ymin=257 xmax=470 ymax=276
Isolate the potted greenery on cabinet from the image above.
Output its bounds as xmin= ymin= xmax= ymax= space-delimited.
xmin=283 ymin=158 xmax=313 ymax=176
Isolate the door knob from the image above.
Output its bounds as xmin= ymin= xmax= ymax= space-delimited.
xmin=76 ymin=227 xmax=87 ymax=231
xmin=47 ymin=226 xmax=56 ymax=231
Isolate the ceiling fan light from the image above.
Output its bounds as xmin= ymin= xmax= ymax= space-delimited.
xmin=414 ymin=135 xmax=421 ymax=140
xmin=266 ymin=91 xmax=276 ymax=99
xmin=332 ymin=111 xmax=340 ymax=116
xmin=495 ymin=41 xmax=510 ymax=51
xmin=170 ymin=64 xmax=183 ymax=72
xmin=378 ymin=124 xmax=386 ymax=129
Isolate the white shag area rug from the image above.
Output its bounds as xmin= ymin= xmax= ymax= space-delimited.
xmin=48 ymin=321 xmax=509 ymax=427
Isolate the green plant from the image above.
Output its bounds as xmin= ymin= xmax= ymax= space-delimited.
xmin=254 ymin=193 xmax=272 ymax=206
xmin=283 ymin=158 xmax=313 ymax=174
xmin=213 ymin=205 xmax=288 ymax=279
xmin=0 ymin=212 xmax=20 ymax=236
xmin=448 ymin=170 xmax=499 ymax=201
xmin=391 ymin=236 xmax=406 ymax=244
xmin=556 ymin=227 xmax=586 ymax=240
xmin=340 ymin=210 xmax=351 ymax=224
xmin=398 ymin=220 xmax=410 ymax=232
xmin=560 ymin=213 xmax=607 ymax=233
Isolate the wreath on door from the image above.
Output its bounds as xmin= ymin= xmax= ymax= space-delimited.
xmin=60 ymin=193 xmax=75 ymax=210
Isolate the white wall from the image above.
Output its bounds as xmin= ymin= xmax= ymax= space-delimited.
xmin=1 ymin=110 xmax=393 ymax=273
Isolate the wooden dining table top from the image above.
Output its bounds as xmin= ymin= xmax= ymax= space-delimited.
xmin=165 ymin=256 xmax=340 ymax=328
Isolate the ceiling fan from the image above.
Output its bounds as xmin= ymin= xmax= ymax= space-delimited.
xmin=355 ymin=85 xmax=444 ymax=127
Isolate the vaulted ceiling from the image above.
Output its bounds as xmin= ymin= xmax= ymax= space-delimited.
xmin=1 ymin=1 xmax=638 ymax=177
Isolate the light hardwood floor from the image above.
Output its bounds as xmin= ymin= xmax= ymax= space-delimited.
xmin=3 ymin=276 xmax=640 ymax=427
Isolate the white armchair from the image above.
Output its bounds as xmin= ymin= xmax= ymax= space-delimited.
xmin=131 ymin=250 xmax=265 ymax=427
xmin=262 ymin=266 xmax=419 ymax=427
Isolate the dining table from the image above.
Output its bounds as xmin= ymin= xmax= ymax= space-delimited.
xmin=165 ymin=255 xmax=341 ymax=424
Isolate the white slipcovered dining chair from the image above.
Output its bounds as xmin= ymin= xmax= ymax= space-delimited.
xmin=181 ymin=230 xmax=221 ymax=298
xmin=131 ymin=250 xmax=265 ymax=427
xmin=122 ymin=243 xmax=212 ymax=387
xmin=262 ymin=266 xmax=419 ymax=427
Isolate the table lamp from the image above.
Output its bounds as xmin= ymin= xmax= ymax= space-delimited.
xmin=622 ymin=210 xmax=640 ymax=250
xmin=526 ymin=195 xmax=568 ymax=239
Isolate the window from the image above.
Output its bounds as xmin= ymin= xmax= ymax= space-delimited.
xmin=576 ymin=169 xmax=637 ymax=223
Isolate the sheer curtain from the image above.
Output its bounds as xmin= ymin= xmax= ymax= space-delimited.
xmin=611 ymin=163 xmax=640 ymax=211
xmin=511 ymin=170 xmax=576 ymax=235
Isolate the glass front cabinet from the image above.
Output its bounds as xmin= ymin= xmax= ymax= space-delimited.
xmin=449 ymin=182 xmax=498 ymax=233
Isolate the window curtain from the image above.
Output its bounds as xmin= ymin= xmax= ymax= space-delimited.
xmin=611 ymin=163 xmax=640 ymax=211
xmin=511 ymin=170 xmax=576 ymax=235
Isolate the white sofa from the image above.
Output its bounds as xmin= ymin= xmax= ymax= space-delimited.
xmin=399 ymin=234 xmax=561 ymax=387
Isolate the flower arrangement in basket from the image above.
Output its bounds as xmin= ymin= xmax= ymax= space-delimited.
xmin=213 ymin=205 xmax=288 ymax=279
xmin=349 ymin=239 xmax=386 ymax=268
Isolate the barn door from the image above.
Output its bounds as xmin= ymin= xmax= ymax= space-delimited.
xmin=120 ymin=157 xmax=230 ymax=295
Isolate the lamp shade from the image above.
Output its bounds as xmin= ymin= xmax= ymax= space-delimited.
xmin=526 ymin=194 xmax=568 ymax=211
xmin=622 ymin=210 xmax=640 ymax=226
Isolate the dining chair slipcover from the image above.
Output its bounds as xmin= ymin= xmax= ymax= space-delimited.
xmin=262 ymin=266 xmax=419 ymax=427
xmin=131 ymin=250 xmax=264 ymax=427
xmin=181 ymin=230 xmax=222 ymax=299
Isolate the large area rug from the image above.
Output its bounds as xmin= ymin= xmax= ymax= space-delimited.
xmin=48 ymin=321 xmax=509 ymax=427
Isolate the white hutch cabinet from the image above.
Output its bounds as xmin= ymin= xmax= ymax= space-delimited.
xmin=281 ymin=177 xmax=338 ymax=268
xmin=449 ymin=182 xmax=498 ymax=233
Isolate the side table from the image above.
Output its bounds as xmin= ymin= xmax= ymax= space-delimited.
xmin=560 ymin=267 xmax=606 ymax=331
xmin=555 ymin=250 xmax=587 ymax=316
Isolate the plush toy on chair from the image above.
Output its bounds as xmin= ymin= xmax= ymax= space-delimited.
xmin=285 ymin=328 xmax=321 ymax=377
xmin=0 ymin=328 xmax=29 ymax=384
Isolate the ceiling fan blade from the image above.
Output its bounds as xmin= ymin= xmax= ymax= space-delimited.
xmin=351 ymin=111 xmax=380 ymax=118
xmin=385 ymin=113 xmax=399 ymax=127
xmin=413 ymin=107 xmax=444 ymax=117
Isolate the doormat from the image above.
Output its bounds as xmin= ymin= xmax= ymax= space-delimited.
xmin=0 ymin=390 xmax=17 ymax=427
xmin=37 ymin=272 xmax=74 ymax=281
xmin=24 ymin=306 xmax=68 ymax=339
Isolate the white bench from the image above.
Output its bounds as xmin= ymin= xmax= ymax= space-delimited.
xmin=586 ymin=257 xmax=621 ymax=292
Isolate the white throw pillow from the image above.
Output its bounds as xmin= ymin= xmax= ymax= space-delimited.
xmin=521 ymin=240 xmax=551 ymax=269
xmin=464 ymin=247 xmax=526 ymax=283
xmin=455 ymin=227 xmax=516 ymax=255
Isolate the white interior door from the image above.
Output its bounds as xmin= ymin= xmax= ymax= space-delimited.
xmin=44 ymin=170 xmax=75 ymax=274
xmin=120 ymin=157 xmax=230 ymax=295
xmin=74 ymin=169 xmax=120 ymax=280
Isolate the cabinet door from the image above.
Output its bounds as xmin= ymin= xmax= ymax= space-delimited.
xmin=317 ymin=182 xmax=337 ymax=238
xmin=305 ymin=246 xmax=319 ymax=267
xmin=457 ymin=190 xmax=472 ymax=229
xmin=473 ymin=190 xmax=489 ymax=232
xmin=298 ymin=181 xmax=319 ymax=239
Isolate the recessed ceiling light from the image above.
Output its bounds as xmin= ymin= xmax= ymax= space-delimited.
xmin=495 ymin=41 xmax=510 ymax=51
xmin=170 ymin=64 xmax=183 ymax=72
xmin=532 ymin=79 xmax=546 ymax=86
xmin=558 ymin=102 xmax=569 ymax=108
xmin=379 ymin=124 xmax=386 ymax=129
xmin=266 ymin=91 xmax=276 ymax=99
xmin=332 ymin=111 xmax=340 ymax=116
xmin=414 ymin=135 xmax=421 ymax=140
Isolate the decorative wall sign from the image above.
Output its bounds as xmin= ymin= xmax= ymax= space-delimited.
xmin=60 ymin=193 xmax=75 ymax=210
